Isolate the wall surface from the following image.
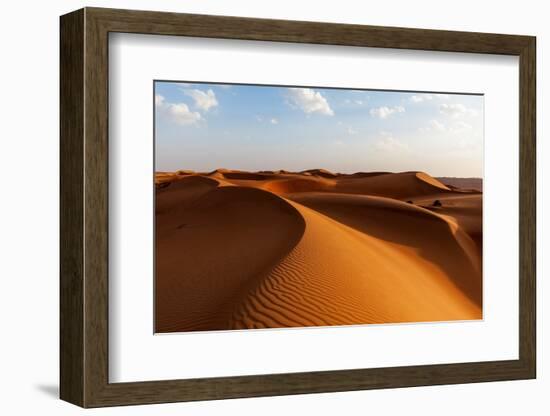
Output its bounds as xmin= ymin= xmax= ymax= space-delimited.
xmin=0 ymin=0 xmax=546 ymax=414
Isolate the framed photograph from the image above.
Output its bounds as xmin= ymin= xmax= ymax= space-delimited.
xmin=60 ymin=7 xmax=536 ymax=407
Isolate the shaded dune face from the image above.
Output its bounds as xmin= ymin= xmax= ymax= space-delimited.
xmin=155 ymin=182 xmax=306 ymax=333
xmin=156 ymin=175 xmax=219 ymax=213
xmin=414 ymin=194 xmax=483 ymax=256
xmin=155 ymin=170 xmax=482 ymax=332
xmin=216 ymin=171 xmax=270 ymax=181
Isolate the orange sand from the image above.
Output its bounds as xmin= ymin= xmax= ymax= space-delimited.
xmin=155 ymin=169 xmax=482 ymax=333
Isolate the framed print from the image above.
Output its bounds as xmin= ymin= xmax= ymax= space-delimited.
xmin=60 ymin=7 xmax=536 ymax=408
xmin=152 ymin=83 xmax=484 ymax=334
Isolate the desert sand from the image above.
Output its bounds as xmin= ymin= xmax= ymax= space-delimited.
xmin=155 ymin=169 xmax=482 ymax=333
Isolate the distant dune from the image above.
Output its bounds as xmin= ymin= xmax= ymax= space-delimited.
xmin=155 ymin=169 xmax=482 ymax=333
xmin=437 ymin=177 xmax=482 ymax=192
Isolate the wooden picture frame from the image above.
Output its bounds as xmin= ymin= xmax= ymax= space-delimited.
xmin=60 ymin=7 xmax=536 ymax=408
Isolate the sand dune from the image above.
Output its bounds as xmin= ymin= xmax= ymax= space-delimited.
xmin=155 ymin=183 xmax=305 ymax=332
xmin=155 ymin=169 xmax=482 ymax=332
xmin=437 ymin=177 xmax=483 ymax=192
xmin=300 ymin=168 xmax=339 ymax=178
xmin=262 ymin=176 xmax=335 ymax=194
xmin=414 ymin=193 xmax=483 ymax=256
xmin=333 ymin=171 xmax=452 ymax=199
xmin=286 ymin=193 xmax=481 ymax=303
xmin=231 ymin=199 xmax=480 ymax=329
xmin=343 ymin=171 xmax=389 ymax=179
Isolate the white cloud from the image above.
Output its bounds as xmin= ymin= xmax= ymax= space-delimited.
xmin=439 ymin=103 xmax=478 ymax=118
xmin=439 ymin=103 xmax=466 ymax=117
xmin=419 ymin=119 xmax=475 ymax=139
xmin=184 ymin=88 xmax=218 ymax=111
xmin=370 ymin=105 xmax=405 ymax=119
xmin=155 ymin=94 xmax=165 ymax=106
xmin=270 ymin=118 xmax=278 ymax=124
xmin=344 ymin=97 xmax=369 ymax=105
xmin=156 ymin=95 xmax=202 ymax=125
xmin=166 ymin=103 xmax=202 ymax=125
xmin=347 ymin=126 xmax=357 ymax=135
xmin=410 ymin=93 xmax=450 ymax=103
xmin=287 ymin=88 xmax=334 ymax=116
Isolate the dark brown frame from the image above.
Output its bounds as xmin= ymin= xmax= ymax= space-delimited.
xmin=60 ymin=7 xmax=536 ymax=408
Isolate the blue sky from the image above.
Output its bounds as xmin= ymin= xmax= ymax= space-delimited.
xmin=155 ymin=81 xmax=483 ymax=177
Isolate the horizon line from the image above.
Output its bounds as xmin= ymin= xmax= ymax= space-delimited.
xmin=154 ymin=168 xmax=483 ymax=179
